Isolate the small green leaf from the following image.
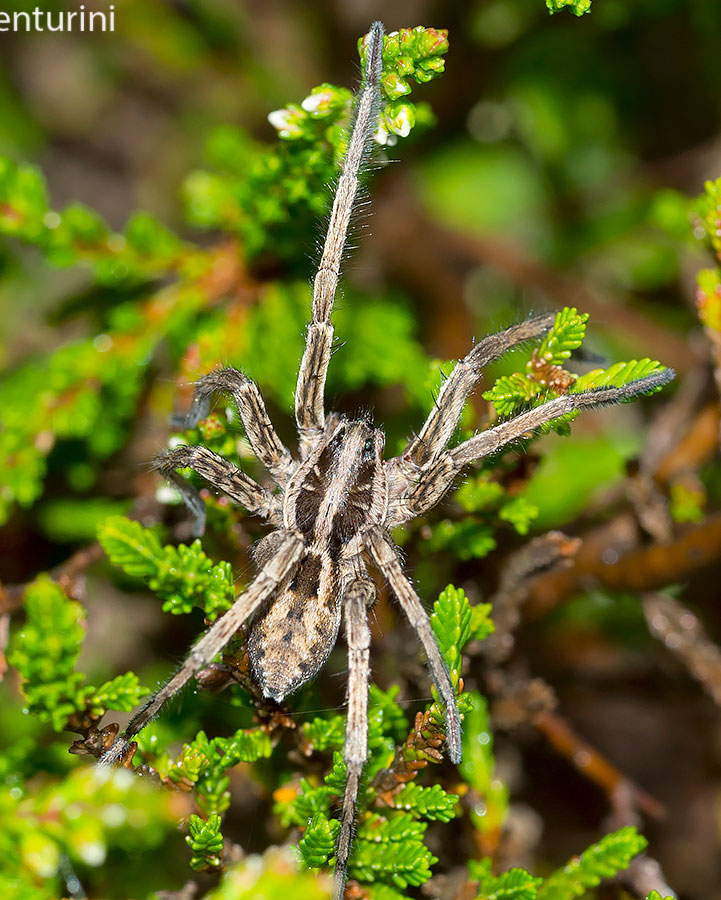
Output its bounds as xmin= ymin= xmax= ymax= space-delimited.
xmin=538 ymin=826 xmax=648 ymax=900
xmin=299 ymin=813 xmax=340 ymax=869
xmin=186 ymin=813 xmax=224 ymax=871
xmin=391 ymin=782 xmax=458 ymax=822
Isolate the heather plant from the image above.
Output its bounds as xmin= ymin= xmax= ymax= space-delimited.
xmin=1 ymin=3 xmax=719 ymax=900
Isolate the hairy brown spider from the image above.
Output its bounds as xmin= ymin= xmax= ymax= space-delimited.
xmin=100 ymin=21 xmax=673 ymax=897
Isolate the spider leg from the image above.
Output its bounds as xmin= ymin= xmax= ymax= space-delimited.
xmin=99 ymin=531 xmax=305 ymax=766
xmin=172 ymin=367 xmax=294 ymax=485
xmin=294 ymin=22 xmax=384 ymax=451
xmin=389 ymin=314 xmax=555 ymax=475
xmin=366 ymin=526 xmax=461 ymax=764
xmin=153 ymin=445 xmax=282 ymax=536
xmin=387 ymin=369 xmax=676 ymax=526
xmin=334 ymin=576 xmax=375 ymax=900
xmin=449 ymin=370 xmax=676 ymax=469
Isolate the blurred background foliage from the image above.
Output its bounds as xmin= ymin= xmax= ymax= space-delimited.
xmin=1 ymin=0 xmax=721 ymax=898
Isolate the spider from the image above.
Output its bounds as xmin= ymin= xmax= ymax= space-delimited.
xmin=101 ymin=21 xmax=673 ymax=897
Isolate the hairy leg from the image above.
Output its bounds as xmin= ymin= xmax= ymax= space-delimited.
xmin=154 ymin=445 xmax=282 ymax=536
xmin=391 ymin=314 xmax=555 ymax=474
xmin=172 ymin=367 xmax=295 ymax=485
xmin=334 ymin=576 xmax=375 ymax=900
xmin=294 ymin=22 xmax=384 ymax=450
xmin=366 ymin=526 xmax=462 ymax=764
xmin=99 ymin=531 xmax=305 ymax=766
xmin=387 ymin=369 xmax=676 ymax=526
xmin=450 ymin=371 xmax=675 ymax=468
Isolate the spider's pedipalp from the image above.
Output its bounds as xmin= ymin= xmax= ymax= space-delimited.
xmin=99 ymin=530 xmax=305 ymax=766
xmin=450 ymin=368 xmax=676 ymax=469
xmin=334 ymin=576 xmax=375 ymax=900
xmin=386 ymin=453 xmax=457 ymax=527
xmin=294 ymin=21 xmax=384 ymax=450
xmin=174 ymin=367 xmax=294 ymax=485
xmin=153 ymin=444 xmax=282 ymax=529
xmin=367 ymin=525 xmax=462 ymax=764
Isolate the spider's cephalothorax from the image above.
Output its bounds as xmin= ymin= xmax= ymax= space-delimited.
xmin=100 ymin=21 xmax=673 ymax=899
xmin=248 ymin=417 xmax=386 ymax=701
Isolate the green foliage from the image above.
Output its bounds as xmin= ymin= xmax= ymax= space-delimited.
xmin=470 ymin=860 xmax=542 ymax=900
xmin=350 ymin=829 xmax=437 ymax=889
xmin=431 ymin=585 xmax=494 ymax=677
xmin=372 ymin=26 xmax=449 ymax=97
xmin=186 ymin=813 xmax=224 ymax=871
xmin=0 ymin=767 xmax=181 ymax=899
xmin=482 ymin=307 xmax=669 ymax=431
xmin=537 ymin=826 xmax=648 ymax=900
xmin=188 ymin=26 xmax=448 ymax=258
xmin=298 ymin=813 xmax=340 ymax=869
xmin=429 ymin=585 xmax=493 ymax=723
xmin=460 ymin=692 xmax=510 ymax=837
xmin=537 ymin=307 xmax=589 ymax=366
xmin=7 ymin=575 xmax=147 ymax=731
xmin=166 ymin=728 xmax=272 ymax=817
xmin=468 ymin=827 xmax=647 ymax=900
xmin=571 ymin=358 xmax=668 ymax=394
xmin=390 ymin=782 xmax=458 ymax=821
xmin=0 ymin=157 xmax=189 ymax=279
xmin=696 ymin=267 xmax=721 ymax=332
xmin=694 ymin=181 xmax=721 ymax=353
xmin=198 ymin=847 xmax=333 ymax=900
xmin=98 ymin=516 xmax=237 ymax=620
xmin=694 ymin=177 xmax=721 ymax=262
xmin=545 ymin=0 xmax=592 ymax=16
xmin=425 ymin=471 xmax=540 ymax=561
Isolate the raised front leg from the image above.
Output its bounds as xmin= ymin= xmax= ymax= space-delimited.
xmin=449 ymin=371 xmax=675 ymax=469
xmin=173 ymin=367 xmax=295 ymax=486
xmin=294 ymin=23 xmax=384 ymax=451
xmin=333 ymin=576 xmax=375 ymax=900
xmin=100 ymin=531 xmax=305 ymax=766
xmin=154 ymin=445 xmax=282 ymax=536
xmin=395 ymin=315 xmax=556 ymax=474
xmin=387 ymin=369 xmax=676 ymax=526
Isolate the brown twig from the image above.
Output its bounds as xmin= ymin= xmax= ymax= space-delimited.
xmin=534 ymin=710 xmax=664 ymax=820
xmin=372 ymin=695 xmax=458 ymax=806
xmin=642 ymin=592 xmax=721 ymax=707
xmin=483 ymin=532 xmax=581 ymax=664
xmin=0 ymin=542 xmax=104 ymax=616
xmin=0 ymin=613 xmax=9 ymax=681
xmin=527 ymin=513 xmax=721 ymax=615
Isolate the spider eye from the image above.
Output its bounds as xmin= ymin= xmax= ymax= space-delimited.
xmin=364 ymin=438 xmax=374 ymax=452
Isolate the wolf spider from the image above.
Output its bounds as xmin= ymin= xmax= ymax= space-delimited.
xmin=101 ymin=21 xmax=673 ymax=897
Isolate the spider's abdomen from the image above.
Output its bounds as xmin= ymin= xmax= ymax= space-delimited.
xmin=246 ymin=551 xmax=340 ymax=702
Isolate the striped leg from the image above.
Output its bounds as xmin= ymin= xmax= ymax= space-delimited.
xmin=173 ymin=368 xmax=295 ymax=485
xmin=333 ymin=577 xmax=375 ymax=900
xmin=100 ymin=531 xmax=305 ymax=766
xmin=367 ymin=526 xmax=462 ymax=764
xmin=153 ymin=445 xmax=282 ymax=536
xmin=393 ymin=314 xmax=555 ymax=472
xmin=294 ymin=22 xmax=384 ymax=452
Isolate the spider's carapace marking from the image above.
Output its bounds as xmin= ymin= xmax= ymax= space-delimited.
xmin=99 ymin=19 xmax=674 ymax=900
